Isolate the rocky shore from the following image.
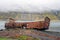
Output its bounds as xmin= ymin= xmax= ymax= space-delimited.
xmin=0 ymin=29 xmax=60 ymax=40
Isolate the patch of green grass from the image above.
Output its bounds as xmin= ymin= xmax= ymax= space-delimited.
xmin=0 ymin=37 xmax=9 ymax=40
xmin=18 ymin=35 xmax=41 ymax=40
xmin=18 ymin=35 xmax=28 ymax=40
xmin=0 ymin=35 xmax=41 ymax=40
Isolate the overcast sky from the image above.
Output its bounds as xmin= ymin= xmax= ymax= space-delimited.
xmin=0 ymin=0 xmax=60 ymax=12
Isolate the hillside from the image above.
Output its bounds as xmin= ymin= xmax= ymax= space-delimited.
xmin=0 ymin=11 xmax=59 ymax=21
xmin=42 ymin=13 xmax=58 ymax=20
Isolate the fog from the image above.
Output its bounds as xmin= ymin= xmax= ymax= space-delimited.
xmin=0 ymin=0 xmax=60 ymax=12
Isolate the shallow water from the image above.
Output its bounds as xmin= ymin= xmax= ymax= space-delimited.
xmin=46 ymin=21 xmax=60 ymax=32
xmin=0 ymin=21 xmax=60 ymax=32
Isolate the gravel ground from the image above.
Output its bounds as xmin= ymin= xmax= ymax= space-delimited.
xmin=0 ymin=29 xmax=60 ymax=40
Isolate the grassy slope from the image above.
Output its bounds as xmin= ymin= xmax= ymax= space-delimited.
xmin=0 ymin=12 xmax=59 ymax=21
xmin=42 ymin=13 xmax=58 ymax=20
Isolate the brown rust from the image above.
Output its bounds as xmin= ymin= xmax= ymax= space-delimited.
xmin=5 ymin=17 xmax=50 ymax=30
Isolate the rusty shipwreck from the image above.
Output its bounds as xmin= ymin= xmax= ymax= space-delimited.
xmin=5 ymin=17 xmax=50 ymax=30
